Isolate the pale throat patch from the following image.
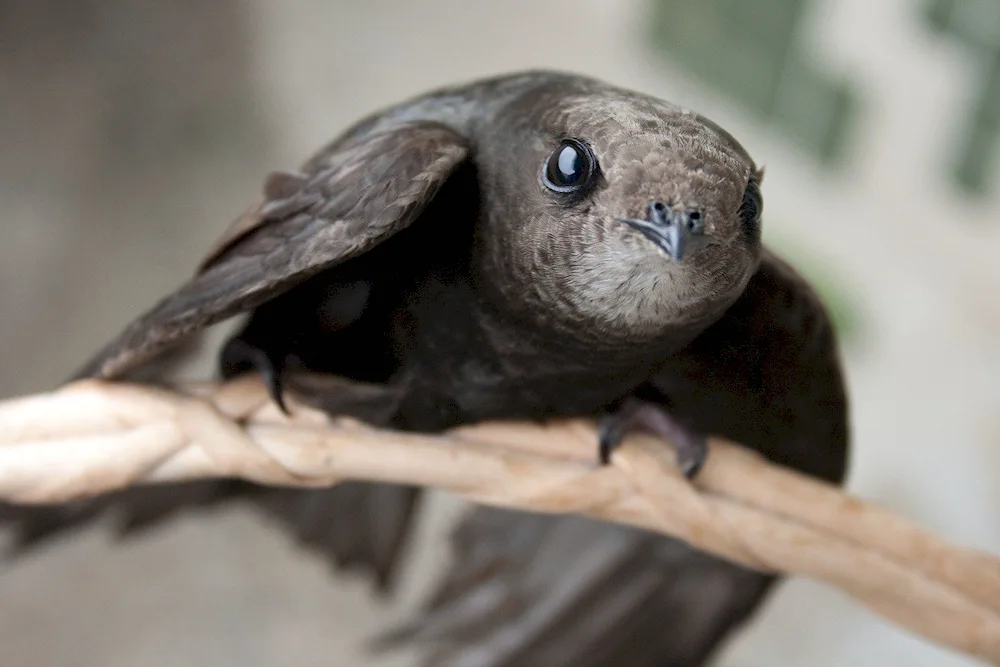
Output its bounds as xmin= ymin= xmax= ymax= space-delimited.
xmin=562 ymin=243 xmax=700 ymax=335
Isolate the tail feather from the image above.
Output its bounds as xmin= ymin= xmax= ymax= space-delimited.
xmin=257 ymin=483 xmax=422 ymax=591
xmin=380 ymin=507 xmax=776 ymax=667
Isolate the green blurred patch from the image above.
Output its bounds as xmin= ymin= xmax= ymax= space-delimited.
xmin=925 ymin=0 xmax=1000 ymax=195
xmin=646 ymin=0 xmax=857 ymax=165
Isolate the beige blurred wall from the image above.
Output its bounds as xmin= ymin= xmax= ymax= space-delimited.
xmin=1 ymin=1 xmax=999 ymax=665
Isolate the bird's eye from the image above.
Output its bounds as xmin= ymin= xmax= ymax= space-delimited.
xmin=738 ymin=178 xmax=763 ymax=241
xmin=542 ymin=139 xmax=598 ymax=193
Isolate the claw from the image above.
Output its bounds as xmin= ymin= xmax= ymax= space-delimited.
xmin=221 ymin=338 xmax=289 ymax=414
xmin=597 ymin=398 xmax=707 ymax=478
xmin=597 ymin=418 xmax=625 ymax=465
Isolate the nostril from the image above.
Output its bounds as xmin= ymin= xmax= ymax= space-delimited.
xmin=651 ymin=201 xmax=667 ymax=213
xmin=686 ymin=210 xmax=703 ymax=232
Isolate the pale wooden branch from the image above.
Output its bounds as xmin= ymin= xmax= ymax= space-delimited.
xmin=1 ymin=376 xmax=999 ymax=663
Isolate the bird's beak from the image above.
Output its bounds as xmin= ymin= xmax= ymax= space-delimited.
xmin=615 ymin=215 xmax=690 ymax=262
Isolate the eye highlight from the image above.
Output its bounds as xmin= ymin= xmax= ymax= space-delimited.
xmin=542 ymin=139 xmax=598 ymax=193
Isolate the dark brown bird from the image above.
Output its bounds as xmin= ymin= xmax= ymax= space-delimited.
xmin=2 ymin=71 xmax=849 ymax=667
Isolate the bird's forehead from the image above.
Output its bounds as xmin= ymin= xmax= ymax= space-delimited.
xmin=551 ymin=94 xmax=753 ymax=180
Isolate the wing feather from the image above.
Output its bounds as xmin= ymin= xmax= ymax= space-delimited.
xmin=76 ymin=122 xmax=469 ymax=379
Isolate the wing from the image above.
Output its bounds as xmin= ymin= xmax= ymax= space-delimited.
xmin=2 ymin=121 xmax=468 ymax=586
xmin=76 ymin=121 xmax=470 ymax=379
xmin=382 ymin=248 xmax=849 ymax=665
xmin=1 ymin=480 xmax=422 ymax=592
xmin=647 ymin=247 xmax=850 ymax=483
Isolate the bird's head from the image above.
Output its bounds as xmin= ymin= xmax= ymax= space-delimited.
xmin=475 ymin=77 xmax=763 ymax=343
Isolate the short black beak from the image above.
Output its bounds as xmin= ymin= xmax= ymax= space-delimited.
xmin=616 ymin=201 xmax=703 ymax=262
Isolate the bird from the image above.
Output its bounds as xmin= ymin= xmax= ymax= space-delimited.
xmin=1 ymin=70 xmax=849 ymax=666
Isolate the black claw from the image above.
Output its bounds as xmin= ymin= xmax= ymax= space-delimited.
xmin=668 ymin=424 xmax=708 ymax=479
xmin=676 ymin=440 xmax=707 ymax=479
xmin=260 ymin=358 xmax=289 ymax=415
xmin=597 ymin=400 xmax=641 ymax=465
xmin=597 ymin=420 xmax=620 ymax=465
xmin=221 ymin=338 xmax=289 ymax=414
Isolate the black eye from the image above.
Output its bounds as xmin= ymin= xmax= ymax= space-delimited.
xmin=738 ymin=178 xmax=763 ymax=243
xmin=542 ymin=139 xmax=597 ymax=193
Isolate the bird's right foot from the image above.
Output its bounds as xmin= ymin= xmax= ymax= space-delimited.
xmin=598 ymin=398 xmax=708 ymax=478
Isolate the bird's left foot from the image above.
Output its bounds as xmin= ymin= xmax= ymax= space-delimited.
xmin=598 ymin=398 xmax=707 ymax=478
xmin=220 ymin=338 xmax=289 ymax=414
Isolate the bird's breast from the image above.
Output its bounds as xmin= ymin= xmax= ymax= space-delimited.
xmin=391 ymin=280 xmax=664 ymax=426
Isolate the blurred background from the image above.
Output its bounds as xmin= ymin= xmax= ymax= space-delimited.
xmin=1 ymin=0 xmax=999 ymax=665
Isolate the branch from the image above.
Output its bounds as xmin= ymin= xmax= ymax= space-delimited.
xmin=1 ymin=376 xmax=999 ymax=662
